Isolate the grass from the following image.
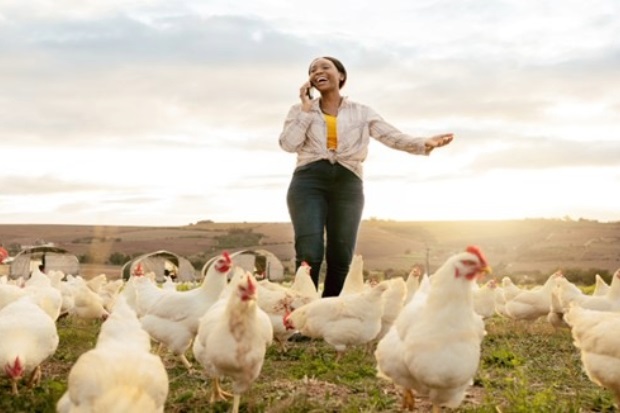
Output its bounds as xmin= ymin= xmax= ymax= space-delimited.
xmin=0 ymin=316 xmax=617 ymax=412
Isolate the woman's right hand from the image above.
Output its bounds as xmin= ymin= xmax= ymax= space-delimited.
xmin=299 ymin=81 xmax=313 ymax=112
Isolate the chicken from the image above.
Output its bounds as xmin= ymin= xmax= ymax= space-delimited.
xmin=131 ymin=272 xmax=171 ymax=318
xmin=192 ymin=271 xmax=272 ymax=413
xmin=256 ymin=262 xmax=318 ymax=351
xmin=284 ymin=280 xmax=390 ymax=361
xmin=0 ymin=282 xmax=27 ymax=311
xmin=504 ymin=271 xmax=563 ymax=321
xmin=288 ymin=261 xmax=321 ymax=306
xmin=376 ymin=277 xmax=407 ymax=341
xmin=500 ymin=276 xmax=522 ymax=302
xmin=404 ymin=266 xmax=424 ymax=304
xmin=375 ymin=245 xmax=491 ymax=412
xmin=57 ymin=295 xmax=169 ymax=412
xmin=0 ymin=296 xmax=59 ymax=395
xmin=473 ymin=279 xmax=498 ymax=319
xmin=98 ymin=278 xmax=124 ymax=312
xmin=69 ymin=278 xmax=110 ymax=321
xmin=140 ymin=252 xmax=232 ymax=369
xmin=46 ymin=270 xmax=75 ymax=317
xmin=559 ymin=269 xmax=620 ymax=313
xmin=161 ymin=276 xmax=177 ymax=291
xmin=547 ymin=282 xmax=570 ymax=329
xmin=24 ymin=266 xmax=63 ymax=321
xmin=85 ymin=273 xmax=108 ymax=294
xmin=340 ymin=254 xmax=365 ymax=296
xmin=593 ymin=273 xmax=610 ymax=296
xmin=564 ymin=304 xmax=620 ymax=406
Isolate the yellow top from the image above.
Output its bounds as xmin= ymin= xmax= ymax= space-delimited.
xmin=324 ymin=113 xmax=337 ymax=150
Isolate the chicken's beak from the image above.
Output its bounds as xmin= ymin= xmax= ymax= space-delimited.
xmin=480 ymin=266 xmax=492 ymax=275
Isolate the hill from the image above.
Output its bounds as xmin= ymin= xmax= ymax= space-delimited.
xmin=1 ymin=218 xmax=619 ymax=281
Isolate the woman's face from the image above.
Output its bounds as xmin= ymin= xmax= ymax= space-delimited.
xmin=308 ymin=58 xmax=343 ymax=93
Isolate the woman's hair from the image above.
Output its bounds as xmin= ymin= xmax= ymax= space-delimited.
xmin=309 ymin=56 xmax=347 ymax=89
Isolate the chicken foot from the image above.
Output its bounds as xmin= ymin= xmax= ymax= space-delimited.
xmin=401 ymin=388 xmax=415 ymax=411
xmin=210 ymin=377 xmax=233 ymax=403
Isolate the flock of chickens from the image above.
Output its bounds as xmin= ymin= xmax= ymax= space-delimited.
xmin=1 ymin=246 xmax=619 ymax=412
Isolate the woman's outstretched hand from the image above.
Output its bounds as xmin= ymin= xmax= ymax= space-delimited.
xmin=424 ymin=133 xmax=454 ymax=154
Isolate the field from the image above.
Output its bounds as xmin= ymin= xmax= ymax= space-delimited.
xmin=0 ymin=315 xmax=616 ymax=412
xmin=1 ymin=218 xmax=620 ymax=280
xmin=1 ymin=219 xmax=619 ymax=412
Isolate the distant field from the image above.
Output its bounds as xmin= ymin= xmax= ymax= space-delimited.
xmin=1 ymin=219 xmax=619 ymax=279
xmin=80 ymin=264 xmax=122 ymax=280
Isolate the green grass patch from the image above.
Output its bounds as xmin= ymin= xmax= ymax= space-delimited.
xmin=1 ymin=315 xmax=616 ymax=412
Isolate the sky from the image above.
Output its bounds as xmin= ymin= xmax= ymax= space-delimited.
xmin=1 ymin=0 xmax=619 ymax=226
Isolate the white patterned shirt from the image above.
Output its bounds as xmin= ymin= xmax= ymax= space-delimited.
xmin=278 ymin=97 xmax=428 ymax=179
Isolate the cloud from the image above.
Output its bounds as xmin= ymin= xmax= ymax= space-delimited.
xmin=1 ymin=1 xmax=619 ymax=225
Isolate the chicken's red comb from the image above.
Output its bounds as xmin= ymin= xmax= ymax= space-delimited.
xmin=214 ymin=251 xmax=232 ymax=273
xmin=465 ymin=245 xmax=488 ymax=267
xmin=133 ymin=263 xmax=144 ymax=277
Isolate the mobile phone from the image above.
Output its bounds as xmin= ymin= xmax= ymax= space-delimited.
xmin=306 ymin=86 xmax=313 ymax=99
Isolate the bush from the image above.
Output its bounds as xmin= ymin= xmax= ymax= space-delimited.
xmin=107 ymin=252 xmax=131 ymax=266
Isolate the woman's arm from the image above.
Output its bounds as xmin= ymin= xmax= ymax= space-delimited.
xmin=368 ymin=107 xmax=453 ymax=155
xmin=278 ymin=104 xmax=314 ymax=153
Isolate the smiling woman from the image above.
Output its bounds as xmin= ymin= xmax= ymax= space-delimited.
xmin=278 ymin=56 xmax=454 ymax=297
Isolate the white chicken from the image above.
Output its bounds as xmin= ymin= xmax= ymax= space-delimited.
xmin=24 ymin=266 xmax=63 ymax=321
xmin=593 ymin=273 xmax=610 ymax=296
xmin=47 ymin=270 xmax=75 ymax=317
xmin=564 ymin=304 xmax=620 ymax=406
xmin=404 ymin=266 xmax=424 ymax=305
xmin=85 ymin=273 xmax=108 ymax=294
xmin=504 ymin=271 xmax=563 ymax=321
xmin=376 ymin=277 xmax=407 ymax=341
xmin=192 ymin=271 xmax=272 ymax=413
xmin=131 ymin=273 xmax=171 ymax=317
xmin=375 ymin=245 xmax=491 ymax=412
xmin=56 ymin=295 xmax=169 ymax=412
xmin=256 ymin=262 xmax=318 ymax=351
xmin=69 ymin=278 xmax=110 ymax=321
xmin=161 ymin=276 xmax=177 ymax=291
xmin=547 ymin=282 xmax=570 ymax=329
xmin=558 ymin=269 xmax=620 ymax=313
xmin=0 ymin=281 xmax=27 ymax=311
xmin=473 ymin=279 xmax=498 ymax=319
xmin=339 ymin=254 xmax=366 ymax=296
xmin=0 ymin=296 xmax=59 ymax=394
xmin=98 ymin=278 xmax=124 ymax=313
xmin=284 ymin=279 xmax=390 ymax=361
xmin=140 ymin=252 xmax=232 ymax=369
xmin=501 ymin=276 xmax=522 ymax=301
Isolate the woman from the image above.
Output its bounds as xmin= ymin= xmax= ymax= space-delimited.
xmin=279 ymin=56 xmax=453 ymax=297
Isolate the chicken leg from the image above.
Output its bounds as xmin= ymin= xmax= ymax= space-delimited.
xmin=179 ymin=354 xmax=192 ymax=370
xmin=10 ymin=378 xmax=19 ymax=395
xmin=27 ymin=365 xmax=41 ymax=388
xmin=401 ymin=388 xmax=415 ymax=411
xmin=232 ymin=393 xmax=241 ymax=413
xmin=210 ymin=378 xmax=232 ymax=403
